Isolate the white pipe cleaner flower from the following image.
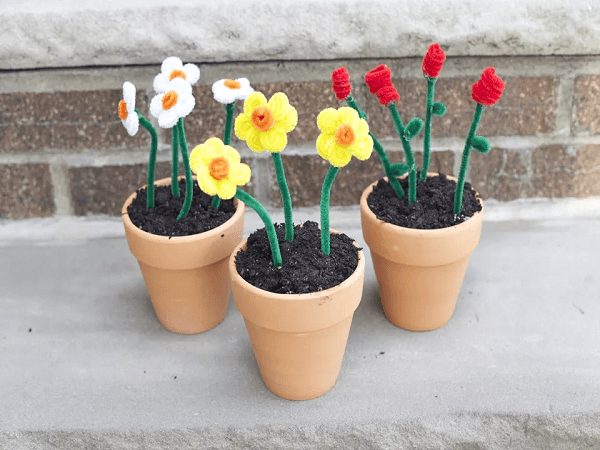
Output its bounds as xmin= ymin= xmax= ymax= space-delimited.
xmin=149 ymin=78 xmax=195 ymax=128
xmin=153 ymin=57 xmax=200 ymax=93
xmin=212 ymin=78 xmax=254 ymax=104
xmin=118 ymin=81 xmax=139 ymax=136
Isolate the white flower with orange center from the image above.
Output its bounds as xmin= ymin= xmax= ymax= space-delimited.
xmin=212 ymin=78 xmax=254 ymax=104
xmin=149 ymin=78 xmax=195 ymax=129
xmin=153 ymin=57 xmax=200 ymax=93
xmin=118 ymin=81 xmax=139 ymax=136
xmin=234 ymin=92 xmax=298 ymax=153
xmin=189 ymin=138 xmax=251 ymax=200
xmin=316 ymin=107 xmax=373 ymax=167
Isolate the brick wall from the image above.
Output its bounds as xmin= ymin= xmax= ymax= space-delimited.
xmin=0 ymin=56 xmax=599 ymax=219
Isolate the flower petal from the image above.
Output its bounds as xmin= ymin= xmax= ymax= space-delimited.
xmin=158 ymin=108 xmax=180 ymax=129
xmin=355 ymin=118 xmax=370 ymax=140
xmin=205 ymin=137 xmax=225 ymax=154
xmin=351 ymin=134 xmax=374 ymax=161
xmin=245 ymin=129 xmax=264 ymax=152
xmin=243 ymin=92 xmax=267 ymax=115
xmin=235 ymin=113 xmax=254 ymax=140
xmin=317 ymin=108 xmax=338 ymax=133
xmin=328 ymin=143 xmax=353 ymax=167
xmin=153 ymin=73 xmax=170 ymax=93
xmin=189 ymin=143 xmax=216 ymax=173
xmin=261 ymin=128 xmax=287 ymax=153
xmin=268 ymin=93 xmax=291 ymax=120
xmin=161 ymin=56 xmax=183 ymax=74
xmin=212 ymin=80 xmax=235 ymax=104
xmin=228 ymin=162 xmax=251 ymax=186
xmin=336 ymin=107 xmax=360 ymax=129
xmin=172 ymin=92 xmax=195 ymax=119
xmin=197 ymin=166 xmax=218 ymax=196
xmin=123 ymin=82 xmax=136 ymax=106
xmin=316 ymin=133 xmax=333 ymax=160
xmin=222 ymin=145 xmax=241 ymax=164
xmin=215 ymin=179 xmax=237 ymax=200
xmin=123 ymin=115 xmax=139 ymax=137
xmin=276 ymin=106 xmax=298 ymax=133
xmin=149 ymin=94 xmax=165 ymax=119
xmin=183 ymin=63 xmax=200 ymax=84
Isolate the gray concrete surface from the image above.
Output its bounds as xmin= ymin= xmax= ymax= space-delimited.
xmin=1 ymin=209 xmax=600 ymax=449
xmin=1 ymin=0 xmax=599 ymax=70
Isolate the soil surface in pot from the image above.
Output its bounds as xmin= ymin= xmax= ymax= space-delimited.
xmin=367 ymin=173 xmax=482 ymax=229
xmin=235 ymin=221 xmax=360 ymax=294
xmin=127 ymin=179 xmax=236 ymax=237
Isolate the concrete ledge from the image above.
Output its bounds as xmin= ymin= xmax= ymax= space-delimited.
xmin=1 ymin=0 xmax=599 ymax=70
xmin=1 ymin=210 xmax=599 ymax=448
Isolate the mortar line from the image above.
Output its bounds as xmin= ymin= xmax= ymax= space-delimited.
xmin=48 ymin=159 xmax=74 ymax=217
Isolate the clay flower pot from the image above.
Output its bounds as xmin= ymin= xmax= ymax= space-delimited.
xmin=122 ymin=177 xmax=245 ymax=334
xmin=360 ymin=174 xmax=484 ymax=331
xmin=230 ymin=236 xmax=365 ymax=400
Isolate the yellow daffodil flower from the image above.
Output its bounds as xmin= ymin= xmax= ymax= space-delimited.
xmin=234 ymin=91 xmax=298 ymax=153
xmin=189 ymin=138 xmax=251 ymax=200
xmin=316 ymin=107 xmax=373 ymax=167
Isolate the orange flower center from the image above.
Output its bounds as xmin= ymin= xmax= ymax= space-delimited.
xmin=251 ymin=106 xmax=275 ymax=131
xmin=224 ymin=79 xmax=241 ymax=89
xmin=118 ymin=100 xmax=128 ymax=120
xmin=208 ymin=156 xmax=230 ymax=180
xmin=334 ymin=124 xmax=356 ymax=147
xmin=162 ymin=91 xmax=178 ymax=110
xmin=169 ymin=70 xmax=187 ymax=81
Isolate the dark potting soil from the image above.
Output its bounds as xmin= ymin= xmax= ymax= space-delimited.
xmin=126 ymin=179 xmax=236 ymax=237
xmin=235 ymin=221 xmax=361 ymax=295
xmin=367 ymin=173 xmax=482 ymax=229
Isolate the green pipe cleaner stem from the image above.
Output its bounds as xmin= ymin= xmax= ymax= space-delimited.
xmin=171 ymin=125 xmax=180 ymax=197
xmin=223 ymin=102 xmax=235 ymax=145
xmin=454 ymin=103 xmax=484 ymax=216
xmin=389 ymin=103 xmax=417 ymax=204
xmin=345 ymin=97 xmax=405 ymax=198
xmin=211 ymin=196 xmax=221 ymax=209
xmin=421 ymin=78 xmax=436 ymax=182
xmin=135 ymin=110 xmax=158 ymax=208
xmin=176 ymin=118 xmax=194 ymax=221
xmin=320 ymin=165 xmax=339 ymax=255
xmin=235 ymin=188 xmax=282 ymax=267
xmin=271 ymin=152 xmax=294 ymax=242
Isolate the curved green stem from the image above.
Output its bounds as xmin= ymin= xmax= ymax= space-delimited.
xmin=421 ymin=77 xmax=436 ymax=181
xmin=223 ymin=102 xmax=235 ymax=145
xmin=320 ymin=166 xmax=339 ymax=255
xmin=454 ymin=103 xmax=484 ymax=216
xmin=211 ymin=196 xmax=221 ymax=209
xmin=176 ymin=118 xmax=194 ymax=221
xmin=389 ymin=103 xmax=417 ymax=204
xmin=171 ymin=124 xmax=180 ymax=197
xmin=271 ymin=152 xmax=294 ymax=242
xmin=136 ymin=110 xmax=158 ymax=208
xmin=345 ymin=97 xmax=405 ymax=198
xmin=235 ymin=188 xmax=282 ymax=267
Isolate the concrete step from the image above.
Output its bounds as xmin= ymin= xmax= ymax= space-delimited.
xmin=1 ymin=210 xmax=599 ymax=449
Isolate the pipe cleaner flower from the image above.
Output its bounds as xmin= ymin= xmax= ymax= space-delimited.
xmin=422 ymin=43 xmax=446 ymax=79
xmin=332 ymin=67 xmax=352 ymax=100
xmin=365 ymin=65 xmax=400 ymax=105
xmin=149 ymin=78 xmax=195 ymax=129
xmin=212 ymin=78 xmax=254 ymax=105
xmin=118 ymin=81 xmax=139 ymax=136
xmin=234 ymin=92 xmax=298 ymax=153
xmin=153 ymin=57 xmax=200 ymax=93
xmin=189 ymin=137 xmax=251 ymax=200
xmin=471 ymin=68 xmax=505 ymax=106
xmin=316 ymin=107 xmax=373 ymax=167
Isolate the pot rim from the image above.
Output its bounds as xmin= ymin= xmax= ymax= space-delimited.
xmin=121 ymin=176 xmax=245 ymax=244
xmin=229 ymin=232 xmax=366 ymax=301
xmin=360 ymin=172 xmax=484 ymax=237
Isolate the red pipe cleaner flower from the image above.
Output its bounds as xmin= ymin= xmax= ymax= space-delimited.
xmin=332 ymin=67 xmax=352 ymax=100
xmin=471 ymin=67 xmax=505 ymax=106
xmin=375 ymin=85 xmax=400 ymax=106
xmin=365 ymin=64 xmax=392 ymax=94
xmin=422 ymin=43 xmax=446 ymax=79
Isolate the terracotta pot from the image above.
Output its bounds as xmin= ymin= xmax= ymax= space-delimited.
xmin=122 ymin=177 xmax=245 ymax=334
xmin=360 ymin=174 xmax=484 ymax=331
xmin=230 ymin=235 xmax=365 ymax=400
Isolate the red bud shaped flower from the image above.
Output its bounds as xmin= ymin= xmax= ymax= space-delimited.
xmin=365 ymin=64 xmax=392 ymax=94
xmin=376 ymin=85 xmax=400 ymax=106
xmin=471 ymin=67 xmax=505 ymax=106
xmin=422 ymin=43 xmax=446 ymax=79
xmin=332 ymin=67 xmax=352 ymax=100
